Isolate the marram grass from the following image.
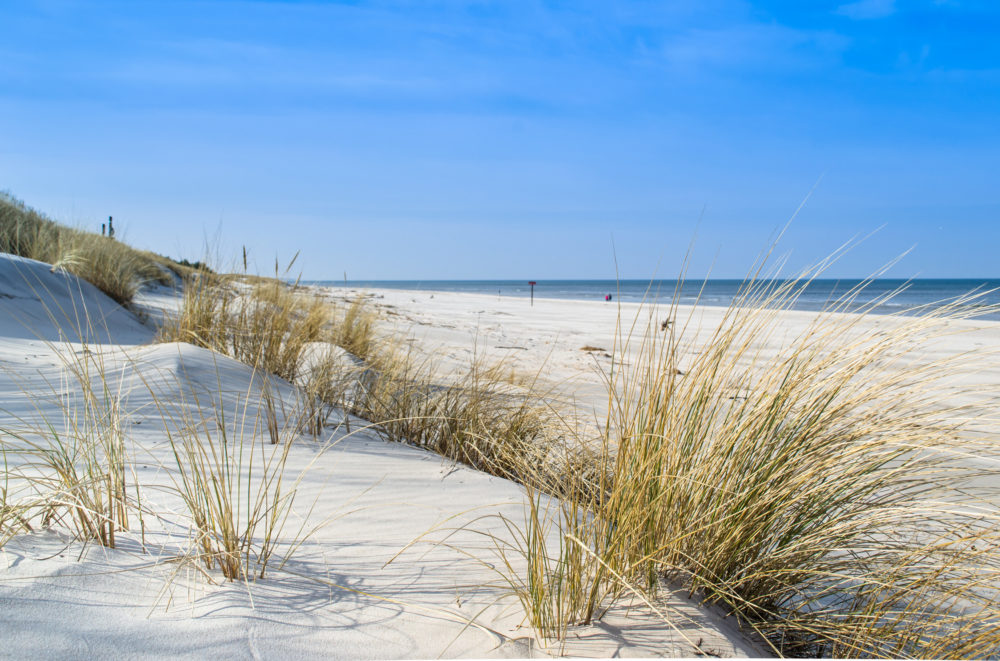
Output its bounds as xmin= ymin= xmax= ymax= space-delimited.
xmin=157 ymin=274 xmax=375 ymax=387
xmin=1 ymin=333 xmax=135 ymax=548
xmin=348 ymin=341 xmax=560 ymax=485
xmin=153 ymin=371 xmax=301 ymax=581
xmin=496 ymin=267 xmax=1000 ymax=656
xmin=0 ymin=192 xmax=173 ymax=304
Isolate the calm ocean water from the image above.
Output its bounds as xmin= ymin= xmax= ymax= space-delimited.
xmin=308 ymin=279 xmax=1000 ymax=321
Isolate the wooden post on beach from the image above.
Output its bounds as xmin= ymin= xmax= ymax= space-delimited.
xmin=528 ymin=281 xmax=536 ymax=306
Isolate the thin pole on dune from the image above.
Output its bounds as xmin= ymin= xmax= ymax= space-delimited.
xmin=529 ymin=281 xmax=536 ymax=306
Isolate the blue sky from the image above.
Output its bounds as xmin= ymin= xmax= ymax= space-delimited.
xmin=1 ymin=0 xmax=998 ymax=279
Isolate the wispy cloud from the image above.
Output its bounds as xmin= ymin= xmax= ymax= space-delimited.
xmin=835 ymin=0 xmax=897 ymax=20
xmin=658 ymin=23 xmax=849 ymax=76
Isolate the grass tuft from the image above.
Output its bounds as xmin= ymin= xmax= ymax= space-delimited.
xmin=349 ymin=343 xmax=559 ymax=484
xmin=158 ymin=374 xmax=299 ymax=581
xmin=498 ymin=265 xmax=1000 ymax=655
xmin=1 ymin=340 xmax=136 ymax=548
xmin=157 ymin=275 xmax=375 ymax=386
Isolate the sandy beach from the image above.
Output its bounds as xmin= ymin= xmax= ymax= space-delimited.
xmin=0 ymin=258 xmax=774 ymax=657
xmin=323 ymin=285 xmax=1000 ymax=439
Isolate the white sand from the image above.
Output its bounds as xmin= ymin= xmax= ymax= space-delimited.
xmin=0 ymin=256 xmax=767 ymax=658
xmin=320 ymin=286 xmax=1000 ymax=436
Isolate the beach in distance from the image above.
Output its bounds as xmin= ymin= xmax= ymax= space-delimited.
xmin=314 ymin=278 xmax=1000 ymax=321
xmin=313 ymin=283 xmax=1000 ymax=428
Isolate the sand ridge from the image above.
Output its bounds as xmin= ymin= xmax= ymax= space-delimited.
xmin=0 ymin=257 xmax=767 ymax=657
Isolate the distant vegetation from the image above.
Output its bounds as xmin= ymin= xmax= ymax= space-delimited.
xmin=167 ymin=257 xmax=213 ymax=273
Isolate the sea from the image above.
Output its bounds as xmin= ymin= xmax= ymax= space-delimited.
xmin=306 ymin=279 xmax=1000 ymax=321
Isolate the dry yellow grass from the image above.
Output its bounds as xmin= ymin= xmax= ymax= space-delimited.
xmin=157 ymin=276 xmax=345 ymax=382
xmin=153 ymin=371 xmax=302 ymax=581
xmin=0 ymin=193 xmax=173 ymax=304
xmin=348 ymin=342 xmax=560 ymax=485
xmin=1 ymin=335 xmax=135 ymax=549
xmin=490 ymin=266 xmax=1000 ymax=656
xmin=158 ymin=255 xmax=1000 ymax=655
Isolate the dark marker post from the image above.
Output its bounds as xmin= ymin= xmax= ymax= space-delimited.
xmin=528 ymin=281 xmax=537 ymax=306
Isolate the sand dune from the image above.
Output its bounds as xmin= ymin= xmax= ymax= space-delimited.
xmin=0 ymin=257 xmax=765 ymax=657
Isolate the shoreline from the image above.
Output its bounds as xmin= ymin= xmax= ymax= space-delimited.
xmin=313 ymin=285 xmax=1000 ymax=426
xmin=308 ymin=278 xmax=1000 ymax=322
